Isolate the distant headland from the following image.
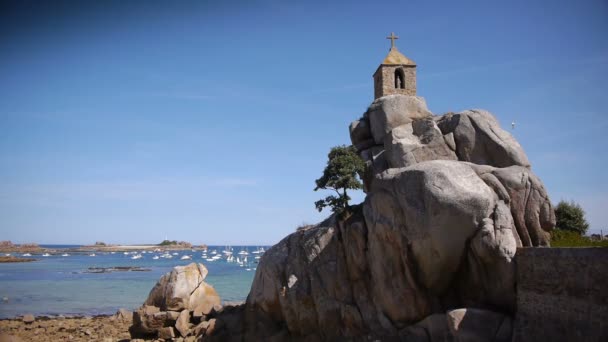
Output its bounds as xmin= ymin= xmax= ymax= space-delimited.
xmin=0 ymin=240 xmax=208 ymax=260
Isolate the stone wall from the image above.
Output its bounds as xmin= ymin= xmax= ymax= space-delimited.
xmin=373 ymin=65 xmax=416 ymax=99
xmin=514 ymin=247 xmax=608 ymax=341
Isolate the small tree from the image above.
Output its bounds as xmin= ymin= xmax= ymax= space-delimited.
xmin=314 ymin=145 xmax=365 ymax=215
xmin=554 ymin=200 xmax=589 ymax=235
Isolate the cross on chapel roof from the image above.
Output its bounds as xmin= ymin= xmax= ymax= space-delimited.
xmin=380 ymin=32 xmax=415 ymax=65
xmin=386 ymin=32 xmax=399 ymax=49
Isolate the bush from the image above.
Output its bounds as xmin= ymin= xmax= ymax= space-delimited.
xmin=554 ymin=200 xmax=590 ymax=235
xmin=159 ymin=240 xmax=178 ymax=246
xmin=551 ymin=229 xmax=608 ymax=247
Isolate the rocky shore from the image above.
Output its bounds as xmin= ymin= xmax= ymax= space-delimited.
xmin=0 ymin=240 xmax=208 ymax=256
xmin=0 ymin=256 xmax=36 ymax=263
xmin=0 ymin=312 xmax=133 ymax=342
xmin=0 ymin=241 xmax=44 ymax=254
xmin=0 ymin=262 xmax=234 ymax=342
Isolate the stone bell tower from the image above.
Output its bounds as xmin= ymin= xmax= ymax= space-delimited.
xmin=373 ymin=32 xmax=417 ymax=99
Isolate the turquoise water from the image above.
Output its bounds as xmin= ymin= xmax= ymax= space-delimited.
xmin=0 ymin=245 xmax=265 ymax=318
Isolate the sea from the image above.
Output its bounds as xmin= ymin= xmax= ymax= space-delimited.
xmin=0 ymin=245 xmax=266 ymax=319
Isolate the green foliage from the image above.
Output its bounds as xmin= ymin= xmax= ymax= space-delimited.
xmin=159 ymin=240 xmax=178 ymax=246
xmin=551 ymin=229 xmax=608 ymax=247
xmin=314 ymin=145 xmax=365 ymax=215
xmin=554 ymin=200 xmax=589 ymax=235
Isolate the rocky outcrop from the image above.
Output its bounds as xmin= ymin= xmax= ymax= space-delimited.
xmin=205 ymin=94 xmax=555 ymax=341
xmin=362 ymin=94 xmax=433 ymax=144
xmin=144 ymin=262 xmax=219 ymax=312
xmin=401 ymin=308 xmax=513 ymax=342
xmin=0 ymin=314 xmax=133 ymax=342
xmin=130 ymin=263 xmax=221 ymax=339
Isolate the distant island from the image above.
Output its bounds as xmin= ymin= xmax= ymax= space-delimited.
xmin=0 ymin=241 xmax=43 ymax=254
xmin=0 ymin=240 xmax=208 ymax=257
xmin=0 ymin=256 xmax=36 ymax=263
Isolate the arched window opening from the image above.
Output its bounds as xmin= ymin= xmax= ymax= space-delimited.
xmin=395 ymin=69 xmax=405 ymax=89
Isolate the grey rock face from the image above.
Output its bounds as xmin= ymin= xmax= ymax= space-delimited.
xmin=437 ymin=110 xmax=530 ymax=167
xmin=365 ymin=95 xmax=432 ymax=144
xmin=354 ymin=107 xmax=530 ymax=196
xmin=369 ymin=161 xmax=496 ymax=295
xmin=244 ymin=162 xmax=552 ymax=339
xmin=384 ymin=119 xmax=457 ymax=169
xmin=401 ymin=308 xmax=512 ymax=342
xmin=349 ymin=119 xmax=372 ymax=147
xmin=238 ymin=100 xmax=554 ymax=340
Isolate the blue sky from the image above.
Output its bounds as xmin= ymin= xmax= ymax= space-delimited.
xmin=1 ymin=0 xmax=607 ymax=245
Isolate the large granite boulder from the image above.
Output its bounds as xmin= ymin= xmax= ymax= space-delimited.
xmin=144 ymin=262 xmax=220 ymax=312
xmin=244 ymin=159 xmax=552 ymax=340
xmin=207 ymin=99 xmax=554 ymax=341
xmin=384 ymin=118 xmax=457 ymax=169
xmin=131 ymin=263 xmax=222 ymax=339
xmin=365 ymin=94 xmax=432 ymax=144
xmin=355 ymin=106 xmax=528 ymax=195
xmin=436 ymin=109 xmax=530 ymax=168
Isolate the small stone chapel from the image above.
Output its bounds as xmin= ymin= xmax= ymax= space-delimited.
xmin=373 ymin=32 xmax=416 ymax=99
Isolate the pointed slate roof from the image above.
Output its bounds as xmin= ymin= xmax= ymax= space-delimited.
xmin=382 ymin=47 xmax=416 ymax=66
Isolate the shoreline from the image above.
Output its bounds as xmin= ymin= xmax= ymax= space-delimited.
xmin=0 ymin=312 xmax=133 ymax=342
xmin=0 ymin=256 xmax=36 ymax=263
xmin=0 ymin=245 xmax=207 ymax=256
